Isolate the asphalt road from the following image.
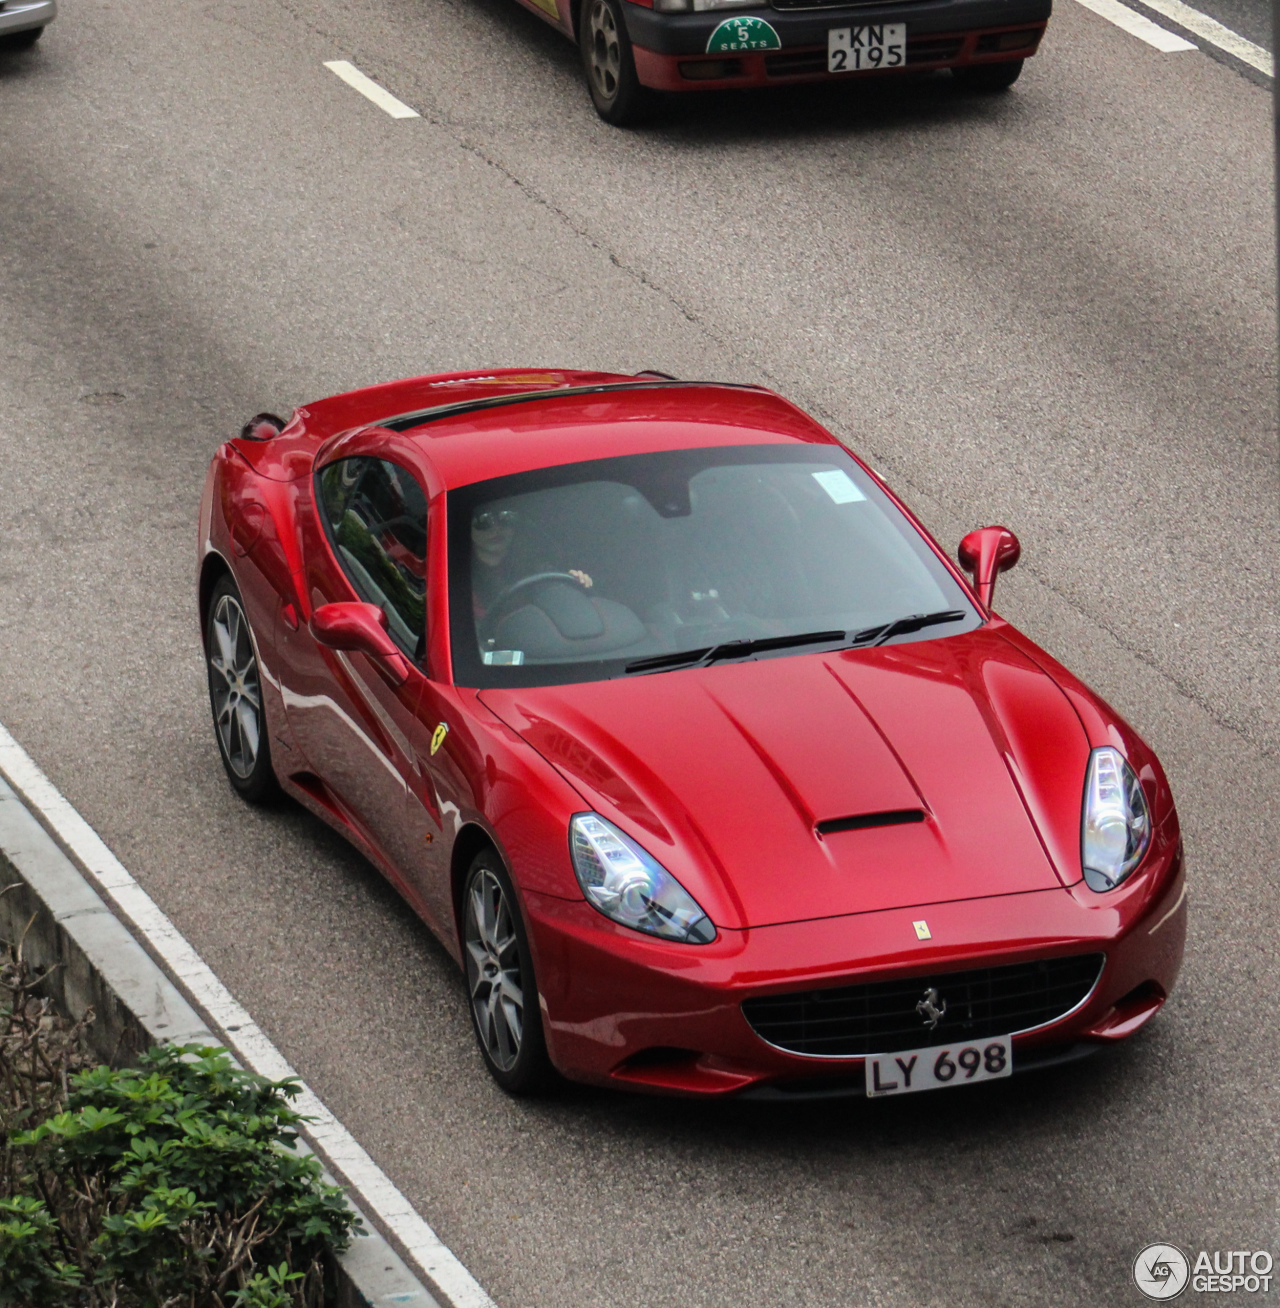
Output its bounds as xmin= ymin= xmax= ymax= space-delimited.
xmin=2 ymin=1 xmax=1277 ymax=1305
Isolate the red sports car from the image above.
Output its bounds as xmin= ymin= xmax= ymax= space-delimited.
xmin=198 ymin=369 xmax=1185 ymax=1099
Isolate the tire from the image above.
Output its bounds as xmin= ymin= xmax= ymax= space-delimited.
xmin=205 ymin=574 xmax=281 ymax=803
xmin=952 ymin=59 xmax=1024 ymax=91
xmin=0 ymin=27 xmax=44 ymax=51
xmin=462 ymin=849 xmax=554 ymax=1095
xmin=580 ymin=0 xmax=655 ymax=126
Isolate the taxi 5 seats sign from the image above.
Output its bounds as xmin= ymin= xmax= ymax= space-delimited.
xmin=707 ymin=15 xmax=782 ymax=51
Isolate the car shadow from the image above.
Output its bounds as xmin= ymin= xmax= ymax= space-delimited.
xmin=0 ymin=44 xmax=48 ymax=77
xmin=265 ymin=792 xmax=465 ymax=974
xmin=646 ymin=74 xmax=1026 ymax=145
xmin=522 ymin=1028 xmax=1159 ymax=1153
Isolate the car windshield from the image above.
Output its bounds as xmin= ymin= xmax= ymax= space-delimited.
xmin=447 ymin=444 xmax=980 ymax=688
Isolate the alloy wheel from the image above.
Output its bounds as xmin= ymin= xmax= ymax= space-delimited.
xmin=465 ymin=867 xmax=526 ymax=1072
xmin=586 ymin=0 xmax=622 ymax=105
xmin=208 ymin=593 xmax=262 ymax=779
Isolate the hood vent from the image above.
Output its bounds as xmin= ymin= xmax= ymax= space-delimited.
xmin=816 ymin=809 xmax=926 ymax=836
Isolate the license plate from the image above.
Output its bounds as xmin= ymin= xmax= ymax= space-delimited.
xmin=865 ymin=1035 xmax=1012 ymax=1097
xmin=827 ymin=24 xmax=906 ymax=73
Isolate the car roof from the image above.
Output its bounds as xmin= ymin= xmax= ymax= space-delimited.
xmin=392 ymin=380 xmax=841 ymax=489
xmin=238 ymin=369 xmax=844 ymax=487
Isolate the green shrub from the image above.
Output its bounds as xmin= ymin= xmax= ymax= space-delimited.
xmin=0 ymin=944 xmax=360 ymax=1307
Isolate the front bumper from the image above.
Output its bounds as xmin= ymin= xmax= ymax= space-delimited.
xmin=0 ymin=0 xmax=56 ymax=35
xmin=527 ymin=841 xmax=1185 ymax=1098
xmin=623 ymin=0 xmax=1047 ymax=88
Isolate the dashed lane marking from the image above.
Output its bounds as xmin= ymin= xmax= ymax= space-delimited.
xmin=1072 ymin=0 xmax=1198 ymax=52
xmin=0 ymin=720 xmax=494 ymax=1308
xmin=324 ymin=60 xmax=420 ymax=118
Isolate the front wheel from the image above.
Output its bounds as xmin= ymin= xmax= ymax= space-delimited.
xmin=580 ymin=0 xmax=655 ymax=126
xmin=205 ymin=574 xmax=280 ymax=803
xmin=951 ymin=59 xmax=1024 ymax=91
xmin=463 ymin=850 xmax=554 ymax=1095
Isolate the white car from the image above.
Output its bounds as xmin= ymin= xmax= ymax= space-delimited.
xmin=0 ymin=0 xmax=56 ymax=50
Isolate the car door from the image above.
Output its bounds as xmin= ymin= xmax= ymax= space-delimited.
xmin=278 ymin=453 xmax=450 ymax=933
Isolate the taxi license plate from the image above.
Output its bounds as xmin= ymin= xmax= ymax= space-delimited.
xmin=865 ymin=1034 xmax=1012 ymax=1097
xmin=827 ymin=24 xmax=906 ymax=73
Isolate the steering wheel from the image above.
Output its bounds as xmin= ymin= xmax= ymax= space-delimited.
xmin=482 ymin=571 xmax=590 ymax=635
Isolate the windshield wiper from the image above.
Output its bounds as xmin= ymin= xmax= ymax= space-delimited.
xmin=849 ymin=609 xmax=967 ymax=647
xmin=625 ymin=629 xmax=847 ymax=675
xmin=624 ymin=612 xmax=966 ymax=675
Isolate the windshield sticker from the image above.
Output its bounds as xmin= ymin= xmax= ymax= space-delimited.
xmin=706 ymin=16 xmax=781 ymax=52
xmin=482 ymin=650 xmax=526 ymax=665
xmin=812 ymin=469 xmax=866 ymax=503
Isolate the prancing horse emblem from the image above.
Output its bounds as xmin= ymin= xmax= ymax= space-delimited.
xmin=915 ymin=987 xmax=947 ymax=1030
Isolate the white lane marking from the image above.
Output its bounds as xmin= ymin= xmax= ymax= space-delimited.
xmin=324 ymin=60 xmax=420 ymax=119
xmin=1072 ymin=0 xmax=1198 ymax=52
xmin=0 ymin=721 xmax=494 ymax=1308
xmin=1128 ymin=0 xmax=1273 ymax=72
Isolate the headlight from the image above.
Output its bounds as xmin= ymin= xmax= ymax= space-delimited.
xmin=654 ymin=0 xmax=760 ymax=12
xmin=569 ymin=813 xmax=716 ymax=943
xmin=1080 ymin=747 xmax=1151 ymax=892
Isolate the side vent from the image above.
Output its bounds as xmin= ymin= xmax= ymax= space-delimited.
xmin=287 ymin=772 xmax=347 ymax=825
xmin=816 ymin=809 xmax=926 ymax=836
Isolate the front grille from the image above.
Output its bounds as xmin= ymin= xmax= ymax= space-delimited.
xmin=742 ymin=953 xmax=1105 ymax=1057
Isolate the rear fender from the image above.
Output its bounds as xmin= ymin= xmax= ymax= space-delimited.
xmin=203 ymin=443 xmax=307 ymax=766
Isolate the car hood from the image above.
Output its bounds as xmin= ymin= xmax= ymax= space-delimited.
xmin=478 ymin=627 xmax=1090 ymax=930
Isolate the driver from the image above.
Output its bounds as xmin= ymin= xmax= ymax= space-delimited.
xmin=471 ymin=504 xmax=592 ymax=622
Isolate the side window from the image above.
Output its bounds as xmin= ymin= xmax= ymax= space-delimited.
xmin=317 ymin=456 xmax=428 ymax=659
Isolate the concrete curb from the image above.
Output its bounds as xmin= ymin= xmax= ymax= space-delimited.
xmin=0 ymin=774 xmax=438 ymax=1308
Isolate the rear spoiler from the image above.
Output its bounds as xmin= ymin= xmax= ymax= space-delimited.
xmin=377 ymin=379 xmax=764 ymax=434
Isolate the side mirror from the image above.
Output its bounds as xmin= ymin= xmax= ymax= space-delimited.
xmin=310 ymin=603 xmax=408 ymax=685
xmin=958 ymin=526 xmax=1021 ymax=613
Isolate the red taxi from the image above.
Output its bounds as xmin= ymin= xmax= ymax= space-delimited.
xmin=533 ymin=0 xmax=1046 ymax=122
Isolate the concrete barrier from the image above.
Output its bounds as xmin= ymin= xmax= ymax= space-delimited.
xmin=0 ymin=774 xmax=437 ymax=1308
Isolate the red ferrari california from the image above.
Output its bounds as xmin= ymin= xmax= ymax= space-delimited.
xmin=198 ymin=368 xmax=1185 ymax=1099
